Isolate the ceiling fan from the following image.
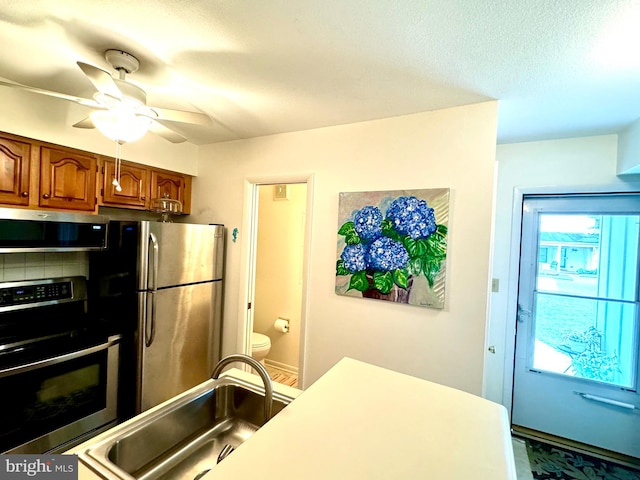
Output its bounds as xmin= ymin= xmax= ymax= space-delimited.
xmin=0 ymin=49 xmax=212 ymax=144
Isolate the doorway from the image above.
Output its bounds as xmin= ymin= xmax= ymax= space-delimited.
xmin=511 ymin=193 xmax=640 ymax=458
xmin=242 ymin=176 xmax=312 ymax=389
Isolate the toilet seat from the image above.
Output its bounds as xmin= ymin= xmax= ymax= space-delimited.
xmin=251 ymin=332 xmax=270 ymax=349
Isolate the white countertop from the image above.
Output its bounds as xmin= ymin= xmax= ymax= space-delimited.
xmin=207 ymin=357 xmax=516 ymax=480
xmin=74 ymin=359 xmax=516 ymax=480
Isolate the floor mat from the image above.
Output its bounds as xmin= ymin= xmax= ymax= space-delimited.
xmin=526 ymin=438 xmax=640 ymax=480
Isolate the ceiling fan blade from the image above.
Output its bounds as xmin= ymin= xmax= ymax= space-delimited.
xmin=149 ymin=106 xmax=211 ymax=126
xmin=77 ymin=61 xmax=122 ymax=100
xmin=74 ymin=114 xmax=187 ymax=143
xmin=0 ymin=79 xmax=100 ymax=107
xmin=73 ymin=117 xmax=95 ymax=129
xmin=148 ymin=121 xmax=187 ymax=143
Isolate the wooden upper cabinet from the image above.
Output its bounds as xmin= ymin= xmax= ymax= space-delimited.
xmin=0 ymin=134 xmax=31 ymax=206
xmin=39 ymin=147 xmax=98 ymax=212
xmin=0 ymin=130 xmax=192 ymax=214
xmin=150 ymin=170 xmax=191 ymax=213
xmin=102 ymin=160 xmax=149 ymax=208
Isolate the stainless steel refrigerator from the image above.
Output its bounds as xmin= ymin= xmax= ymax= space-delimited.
xmin=89 ymin=221 xmax=224 ymax=416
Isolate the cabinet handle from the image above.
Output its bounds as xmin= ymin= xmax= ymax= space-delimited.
xmin=42 ymin=193 xmax=50 ymax=199
xmin=21 ymin=191 xmax=28 ymax=197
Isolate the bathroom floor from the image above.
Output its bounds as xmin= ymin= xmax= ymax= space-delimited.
xmin=265 ymin=365 xmax=298 ymax=388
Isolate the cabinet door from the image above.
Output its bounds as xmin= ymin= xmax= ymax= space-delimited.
xmin=0 ymin=135 xmax=31 ymax=206
xmin=102 ymin=160 xmax=149 ymax=208
xmin=40 ymin=147 xmax=97 ymax=211
xmin=150 ymin=170 xmax=185 ymax=206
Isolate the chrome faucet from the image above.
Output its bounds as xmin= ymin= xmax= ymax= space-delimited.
xmin=211 ymin=354 xmax=274 ymax=423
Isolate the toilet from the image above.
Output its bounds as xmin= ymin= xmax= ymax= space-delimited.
xmin=251 ymin=332 xmax=271 ymax=365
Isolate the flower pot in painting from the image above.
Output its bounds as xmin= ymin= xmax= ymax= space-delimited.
xmin=362 ymin=276 xmax=413 ymax=303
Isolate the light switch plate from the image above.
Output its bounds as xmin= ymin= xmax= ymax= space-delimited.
xmin=273 ymin=184 xmax=288 ymax=200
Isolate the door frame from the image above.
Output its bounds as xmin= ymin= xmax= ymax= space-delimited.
xmin=495 ymin=183 xmax=640 ymax=415
xmin=237 ymin=173 xmax=314 ymax=388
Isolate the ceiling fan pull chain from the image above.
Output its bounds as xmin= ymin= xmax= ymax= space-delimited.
xmin=113 ymin=140 xmax=123 ymax=192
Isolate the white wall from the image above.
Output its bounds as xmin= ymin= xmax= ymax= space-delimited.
xmin=487 ymin=134 xmax=640 ymax=408
xmin=190 ymin=101 xmax=498 ymax=394
xmin=0 ymin=90 xmax=198 ymax=174
xmin=618 ymin=118 xmax=640 ymax=174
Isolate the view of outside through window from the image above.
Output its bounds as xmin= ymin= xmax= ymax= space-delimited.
xmin=531 ymin=213 xmax=637 ymax=388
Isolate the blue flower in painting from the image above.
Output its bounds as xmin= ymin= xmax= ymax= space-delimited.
xmin=353 ymin=206 xmax=383 ymax=243
xmin=366 ymin=237 xmax=409 ymax=271
xmin=386 ymin=196 xmax=437 ymax=239
xmin=341 ymin=244 xmax=368 ymax=272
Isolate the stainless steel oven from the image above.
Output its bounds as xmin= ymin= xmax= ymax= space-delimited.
xmin=0 ymin=276 xmax=120 ymax=454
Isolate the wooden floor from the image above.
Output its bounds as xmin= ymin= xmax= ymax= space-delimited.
xmin=265 ymin=365 xmax=298 ymax=388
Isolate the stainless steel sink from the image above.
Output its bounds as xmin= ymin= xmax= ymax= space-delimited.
xmin=79 ymin=376 xmax=294 ymax=480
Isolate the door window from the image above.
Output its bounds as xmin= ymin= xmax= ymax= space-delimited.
xmin=531 ymin=212 xmax=638 ymax=389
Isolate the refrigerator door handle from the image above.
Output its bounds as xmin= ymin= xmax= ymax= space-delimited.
xmin=148 ymin=232 xmax=159 ymax=291
xmin=145 ymin=232 xmax=159 ymax=347
xmin=145 ymin=291 xmax=156 ymax=347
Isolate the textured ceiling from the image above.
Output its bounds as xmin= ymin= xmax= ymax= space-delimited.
xmin=1 ymin=1 xmax=639 ymax=145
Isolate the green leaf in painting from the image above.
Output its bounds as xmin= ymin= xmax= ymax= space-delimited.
xmin=373 ymin=271 xmax=394 ymax=294
xmin=422 ymin=257 xmax=443 ymax=288
xmin=345 ymin=232 xmax=361 ymax=245
xmin=403 ymin=237 xmax=418 ymax=257
xmin=381 ymin=218 xmax=400 ymax=240
xmin=403 ymin=237 xmax=428 ymax=258
xmin=415 ymin=239 xmax=428 ymax=256
xmin=408 ymin=257 xmax=422 ymax=275
xmin=425 ymin=229 xmax=446 ymax=261
xmin=348 ymin=270 xmax=369 ymax=292
xmin=338 ymin=221 xmax=356 ymax=236
xmin=423 ymin=260 xmax=435 ymax=288
xmin=393 ymin=268 xmax=408 ymax=289
xmin=336 ymin=259 xmax=350 ymax=276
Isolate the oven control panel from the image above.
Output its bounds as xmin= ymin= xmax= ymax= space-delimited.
xmin=0 ymin=282 xmax=71 ymax=306
xmin=0 ymin=277 xmax=84 ymax=311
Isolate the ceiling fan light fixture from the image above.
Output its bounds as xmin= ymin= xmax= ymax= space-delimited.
xmin=90 ymin=107 xmax=151 ymax=143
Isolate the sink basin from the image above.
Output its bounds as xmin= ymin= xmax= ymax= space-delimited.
xmin=80 ymin=376 xmax=294 ymax=480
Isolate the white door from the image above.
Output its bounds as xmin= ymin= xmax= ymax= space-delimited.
xmin=512 ymin=194 xmax=640 ymax=458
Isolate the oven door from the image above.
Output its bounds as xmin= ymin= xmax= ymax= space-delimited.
xmin=0 ymin=335 xmax=120 ymax=454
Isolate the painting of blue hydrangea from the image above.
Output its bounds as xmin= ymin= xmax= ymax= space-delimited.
xmin=335 ymin=188 xmax=449 ymax=308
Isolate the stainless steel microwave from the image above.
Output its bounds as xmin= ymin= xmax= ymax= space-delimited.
xmin=0 ymin=208 xmax=108 ymax=252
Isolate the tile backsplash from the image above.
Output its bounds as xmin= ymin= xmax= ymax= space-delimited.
xmin=0 ymin=252 xmax=89 ymax=282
